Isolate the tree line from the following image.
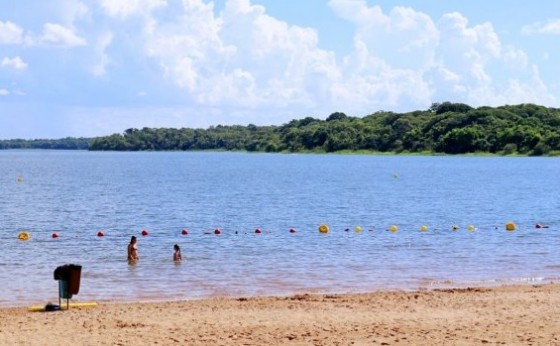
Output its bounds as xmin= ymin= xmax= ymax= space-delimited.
xmin=89 ymin=103 xmax=560 ymax=155
xmin=2 ymin=103 xmax=560 ymax=155
xmin=0 ymin=137 xmax=90 ymax=150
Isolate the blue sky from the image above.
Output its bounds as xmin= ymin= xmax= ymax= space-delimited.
xmin=1 ymin=0 xmax=559 ymax=139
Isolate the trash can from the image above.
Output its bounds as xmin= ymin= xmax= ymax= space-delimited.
xmin=59 ymin=280 xmax=72 ymax=299
xmin=54 ymin=264 xmax=82 ymax=308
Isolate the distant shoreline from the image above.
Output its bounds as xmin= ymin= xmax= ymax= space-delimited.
xmin=3 ymin=103 xmax=560 ymax=156
xmin=2 ymin=147 xmax=558 ymax=157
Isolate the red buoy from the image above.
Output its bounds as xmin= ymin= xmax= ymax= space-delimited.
xmin=52 ymin=232 xmax=59 ymax=239
xmin=97 ymin=231 xmax=104 ymax=237
xmin=214 ymin=229 xmax=221 ymax=235
xmin=255 ymin=228 xmax=262 ymax=234
xmin=141 ymin=229 xmax=149 ymax=236
xmin=289 ymin=228 xmax=296 ymax=233
xmin=181 ymin=229 xmax=189 ymax=235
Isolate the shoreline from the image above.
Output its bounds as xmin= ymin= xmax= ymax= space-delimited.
xmin=2 ymin=283 xmax=559 ymax=345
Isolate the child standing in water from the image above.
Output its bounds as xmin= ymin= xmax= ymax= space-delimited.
xmin=128 ymin=236 xmax=139 ymax=263
xmin=173 ymin=244 xmax=182 ymax=262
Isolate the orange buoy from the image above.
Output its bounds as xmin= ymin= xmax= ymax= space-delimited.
xmin=181 ymin=229 xmax=189 ymax=235
xmin=141 ymin=229 xmax=149 ymax=236
xmin=289 ymin=228 xmax=296 ymax=233
xmin=214 ymin=229 xmax=221 ymax=235
xmin=52 ymin=233 xmax=59 ymax=239
xmin=97 ymin=231 xmax=104 ymax=237
xmin=255 ymin=228 xmax=262 ymax=234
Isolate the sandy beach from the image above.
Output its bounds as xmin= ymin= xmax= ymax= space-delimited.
xmin=1 ymin=284 xmax=559 ymax=345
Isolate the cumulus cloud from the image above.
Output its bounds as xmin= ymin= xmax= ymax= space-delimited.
xmin=0 ymin=21 xmax=23 ymax=44
xmin=25 ymin=23 xmax=87 ymax=47
xmin=111 ymin=0 xmax=555 ymax=117
xmin=1 ymin=56 xmax=28 ymax=70
xmin=328 ymin=0 xmax=438 ymax=110
xmin=424 ymin=12 xmax=500 ymax=103
xmin=0 ymin=88 xmax=9 ymax=96
xmin=330 ymin=1 xmax=439 ymax=69
xmin=429 ymin=12 xmax=558 ymax=106
xmin=327 ymin=1 xmax=558 ymax=110
xmin=142 ymin=0 xmax=338 ymax=112
xmin=522 ymin=20 xmax=560 ymax=35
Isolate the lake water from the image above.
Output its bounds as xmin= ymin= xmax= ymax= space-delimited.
xmin=0 ymin=151 xmax=559 ymax=307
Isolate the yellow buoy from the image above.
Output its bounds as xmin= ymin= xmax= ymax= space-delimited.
xmin=318 ymin=224 xmax=329 ymax=233
xmin=18 ymin=231 xmax=30 ymax=241
xmin=17 ymin=175 xmax=23 ymax=182
xmin=467 ymin=225 xmax=475 ymax=231
xmin=354 ymin=226 xmax=362 ymax=233
xmin=389 ymin=225 xmax=398 ymax=233
xmin=420 ymin=225 xmax=428 ymax=232
xmin=505 ymin=222 xmax=516 ymax=231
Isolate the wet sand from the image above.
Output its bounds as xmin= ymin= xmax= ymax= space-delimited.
xmin=1 ymin=284 xmax=559 ymax=345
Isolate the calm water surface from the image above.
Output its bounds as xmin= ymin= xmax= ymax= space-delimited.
xmin=0 ymin=151 xmax=559 ymax=307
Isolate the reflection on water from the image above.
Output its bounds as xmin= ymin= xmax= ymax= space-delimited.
xmin=0 ymin=151 xmax=559 ymax=306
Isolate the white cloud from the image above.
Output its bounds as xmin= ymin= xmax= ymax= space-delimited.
xmin=25 ymin=23 xmax=87 ymax=47
xmin=42 ymin=23 xmax=87 ymax=46
xmin=522 ymin=20 xmax=560 ymax=35
xmin=483 ymin=65 xmax=556 ymax=106
xmin=437 ymin=12 xmax=501 ymax=62
xmin=136 ymin=0 xmax=557 ymax=116
xmin=100 ymin=0 xmax=167 ymax=19
xmin=327 ymin=0 xmax=439 ymax=109
xmin=1 ymin=56 xmax=28 ymax=70
xmin=328 ymin=2 xmax=557 ymax=110
xmin=142 ymin=0 xmax=338 ymax=112
xmin=426 ymin=12 xmax=550 ymax=106
xmin=92 ymin=32 xmax=113 ymax=76
xmin=330 ymin=1 xmax=439 ymax=70
xmin=0 ymin=88 xmax=9 ymax=96
xmin=0 ymin=20 xmax=23 ymax=44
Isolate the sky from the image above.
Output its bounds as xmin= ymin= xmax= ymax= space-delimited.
xmin=1 ymin=0 xmax=559 ymax=139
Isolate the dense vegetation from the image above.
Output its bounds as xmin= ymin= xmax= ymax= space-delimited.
xmin=89 ymin=103 xmax=560 ymax=156
xmin=0 ymin=137 xmax=90 ymax=150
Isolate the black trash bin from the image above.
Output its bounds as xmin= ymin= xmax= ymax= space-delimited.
xmin=54 ymin=264 xmax=82 ymax=309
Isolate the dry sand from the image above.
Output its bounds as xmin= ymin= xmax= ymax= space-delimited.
xmin=1 ymin=284 xmax=559 ymax=345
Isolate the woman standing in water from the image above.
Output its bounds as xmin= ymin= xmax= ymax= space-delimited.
xmin=128 ymin=236 xmax=139 ymax=263
xmin=173 ymin=244 xmax=182 ymax=262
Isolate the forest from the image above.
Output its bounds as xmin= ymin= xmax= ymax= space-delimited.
xmin=88 ymin=103 xmax=560 ymax=156
xmin=2 ymin=103 xmax=560 ymax=155
xmin=0 ymin=137 xmax=90 ymax=150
